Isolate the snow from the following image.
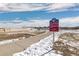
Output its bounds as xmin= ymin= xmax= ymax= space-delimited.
xmin=44 ymin=50 xmax=62 ymax=56
xmin=13 ymin=34 xmax=62 ymax=56
xmin=13 ymin=30 xmax=79 ymax=56
xmin=59 ymin=30 xmax=79 ymax=49
xmin=66 ymin=40 xmax=79 ymax=49
xmin=59 ymin=30 xmax=79 ymax=34
xmin=0 ymin=39 xmax=19 ymax=45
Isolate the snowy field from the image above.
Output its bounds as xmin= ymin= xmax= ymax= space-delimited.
xmin=13 ymin=30 xmax=79 ymax=56
xmin=0 ymin=29 xmax=77 ymax=56
xmin=13 ymin=33 xmax=62 ymax=56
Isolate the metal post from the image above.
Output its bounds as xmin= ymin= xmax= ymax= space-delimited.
xmin=53 ymin=32 xmax=55 ymax=47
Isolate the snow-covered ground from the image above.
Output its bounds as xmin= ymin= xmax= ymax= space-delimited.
xmin=59 ymin=30 xmax=79 ymax=34
xmin=13 ymin=33 xmax=62 ymax=56
xmin=11 ymin=30 xmax=79 ymax=56
xmin=0 ymin=38 xmax=19 ymax=45
xmin=44 ymin=50 xmax=62 ymax=56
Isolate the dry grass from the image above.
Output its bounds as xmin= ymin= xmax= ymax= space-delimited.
xmin=33 ymin=30 xmax=46 ymax=35
xmin=0 ymin=33 xmax=34 ymax=41
xmin=53 ymin=32 xmax=79 ymax=56
xmin=59 ymin=33 xmax=79 ymax=41
xmin=0 ymin=31 xmax=51 ymax=56
xmin=0 ymin=30 xmax=46 ymax=41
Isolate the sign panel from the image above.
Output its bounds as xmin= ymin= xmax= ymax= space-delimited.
xmin=49 ymin=18 xmax=59 ymax=32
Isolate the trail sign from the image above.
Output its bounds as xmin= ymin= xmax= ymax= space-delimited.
xmin=49 ymin=18 xmax=59 ymax=32
xmin=49 ymin=18 xmax=59 ymax=46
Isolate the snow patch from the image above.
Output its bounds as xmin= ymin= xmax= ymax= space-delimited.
xmin=13 ymin=34 xmax=62 ymax=56
xmin=0 ymin=39 xmax=19 ymax=45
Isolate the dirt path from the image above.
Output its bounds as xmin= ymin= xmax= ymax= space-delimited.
xmin=0 ymin=31 xmax=52 ymax=56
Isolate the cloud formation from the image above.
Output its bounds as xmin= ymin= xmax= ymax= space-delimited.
xmin=0 ymin=3 xmax=79 ymax=28
xmin=0 ymin=19 xmax=49 ymax=28
xmin=60 ymin=16 xmax=79 ymax=27
xmin=46 ymin=3 xmax=79 ymax=12
xmin=0 ymin=3 xmax=79 ymax=12
xmin=0 ymin=3 xmax=46 ymax=12
xmin=0 ymin=16 xmax=79 ymax=28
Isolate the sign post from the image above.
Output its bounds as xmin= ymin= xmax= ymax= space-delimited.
xmin=53 ymin=32 xmax=55 ymax=46
xmin=49 ymin=18 xmax=59 ymax=47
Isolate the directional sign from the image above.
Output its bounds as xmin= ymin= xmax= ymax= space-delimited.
xmin=49 ymin=18 xmax=59 ymax=32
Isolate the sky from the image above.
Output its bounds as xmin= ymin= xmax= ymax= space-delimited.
xmin=0 ymin=3 xmax=79 ymax=28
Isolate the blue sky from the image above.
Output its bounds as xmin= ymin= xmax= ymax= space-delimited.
xmin=0 ymin=3 xmax=79 ymax=27
xmin=0 ymin=3 xmax=79 ymax=20
xmin=0 ymin=10 xmax=79 ymax=21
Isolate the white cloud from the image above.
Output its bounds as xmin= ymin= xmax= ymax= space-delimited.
xmin=0 ymin=19 xmax=49 ymax=28
xmin=60 ymin=16 xmax=79 ymax=27
xmin=0 ymin=3 xmax=78 ymax=12
xmin=0 ymin=3 xmax=46 ymax=12
xmin=27 ymin=20 xmax=49 ymax=27
xmin=60 ymin=16 xmax=79 ymax=23
xmin=0 ymin=16 xmax=79 ymax=28
xmin=46 ymin=3 xmax=79 ymax=12
xmin=28 ymin=17 xmax=79 ymax=27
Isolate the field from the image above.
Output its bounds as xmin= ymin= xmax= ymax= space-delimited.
xmin=53 ymin=30 xmax=79 ymax=56
xmin=0 ymin=28 xmax=45 ymax=41
xmin=0 ymin=28 xmax=48 ymax=56
xmin=13 ymin=29 xmax=79 ymax=56
xmin=0 ymin=28 xmax=79 ymax=56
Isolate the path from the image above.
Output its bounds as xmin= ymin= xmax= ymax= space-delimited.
xmin=0 ymin=31 xmax=52 ymax=56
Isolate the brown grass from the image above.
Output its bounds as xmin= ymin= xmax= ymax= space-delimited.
xmin=0 ymin=33 xmax=34 ymax=41
xmin=53 ymin=33 xmax=79 ymax=56
xmin=0 ymin=30 xmax=46 ymax=41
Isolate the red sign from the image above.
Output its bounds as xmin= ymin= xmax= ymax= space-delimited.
xmin=49 ymin=18 xmax=59 ymax=32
